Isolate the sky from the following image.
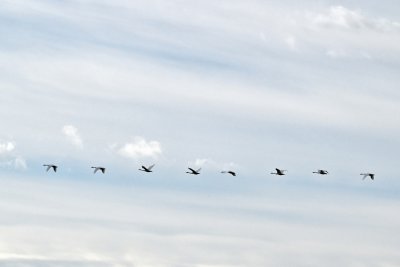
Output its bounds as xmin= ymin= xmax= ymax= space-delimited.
xmin=0 ymin=0 xmax=400 ymax=266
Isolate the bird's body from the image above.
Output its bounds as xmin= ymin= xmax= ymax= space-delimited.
xmin=139 ymin=164 xmax=155 ymax=173
xmin=91 ymin=166 xmax=106 ymax=174
xmin=361 ymin=173 xmax=375 ymax=180
xmin=186 ymin=167 xmax=201 ymax=175
xmin=271 ymin=168 xmax=286 ymax=175
xmin=221 ymin=170 xmax=236 ymax=176
xmin=313 ymin=169 xmax=329 ymax=175
xmin=43 ymin=164 xmax=57 ymax=172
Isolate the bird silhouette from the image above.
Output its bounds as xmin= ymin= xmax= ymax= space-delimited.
xmin=361 ymin=173 xmax=375 ymax=180
xmin=186 ymin=167 xmax=201 ymax=175
xmin=139 ymin=164 xmax=155 ymax=173
xmin=43 ymin=164 xmax=57 ymax=172
xmin=313 ymin=169 xmax=329 ymax=175
xmin=91 ymin=166 xmax=106 ymax=174
xmin=271 ymin=168 xmax=286 ymax=175
xmin=221 ymin=170 xmax=236 ymax=176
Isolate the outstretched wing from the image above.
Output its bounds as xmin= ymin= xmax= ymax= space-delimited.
xmin=53 ymin=166 xmax=57 ymax=172
xmin=148 ymin=164 xmax=155 ymax=171
xmin=94 ymin=167 xmax=99 ymax=174
xmin=188 ymin=168 xmax=196 ymax=173
xmin=46 ymin=165 xmax=51 ymax=172
xmin=196 ymin=168 xmax=202 ymax=173
xmin=101 ymin=168 xmax=105 ymax=173
xmin=362 ymin=174 xmax=368 ymax=180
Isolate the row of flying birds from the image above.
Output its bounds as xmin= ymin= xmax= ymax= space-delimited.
xmin=42 ymin=164 xmax=375 ymax=180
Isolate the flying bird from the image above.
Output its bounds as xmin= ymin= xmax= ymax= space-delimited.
xmin=360 ymin=173 xmax=375 ymax=180
xmin=186 ymin=167 xmax=201 ymax=175
xmin=91 ymin=166 xmax=106 ymax=174
xmin=139 ymin=164 xmax=155 ymax=173
xmin=271 ymin=168 xmax=286 ymax=175
xmin=313 ymin=169 xmax=329 ymax=175
xmin=43 ymin=164 xmax=57 ymax=172
xmin=221 ymin=171 xmax=236 ymax=176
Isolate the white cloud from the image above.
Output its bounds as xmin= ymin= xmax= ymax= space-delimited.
xmin=310 ymin=6 xmax=400 ymax=32
xmin=0 ymin=141 xmax=15 ymax=154
xmin=0 ymin=141 xmax=27 ymax=170
xmin=62 ymin=125 xmax=83 ymax=149
xmin=117 ymin=137 xmax=162 ymax=159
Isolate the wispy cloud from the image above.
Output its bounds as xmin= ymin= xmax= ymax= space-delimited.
xmin=309 ymin=5 xmax=400 ymax=32
xmin=0 ymin=158 xmax=27 ymax=170
xmin=0 ymin=175 xmax=399 ymax=266
xmin=13 ymin=156 xmax=27 ymax=170
xmin=62 ymin=125 xmax=83 ymax=149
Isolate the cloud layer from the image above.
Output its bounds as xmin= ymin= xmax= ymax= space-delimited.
xmin=0 ymin=175 xmax=399 ymax=267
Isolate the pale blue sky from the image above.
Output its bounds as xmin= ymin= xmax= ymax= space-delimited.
xmin=0 ymin=1 xmax=399 ymax=266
